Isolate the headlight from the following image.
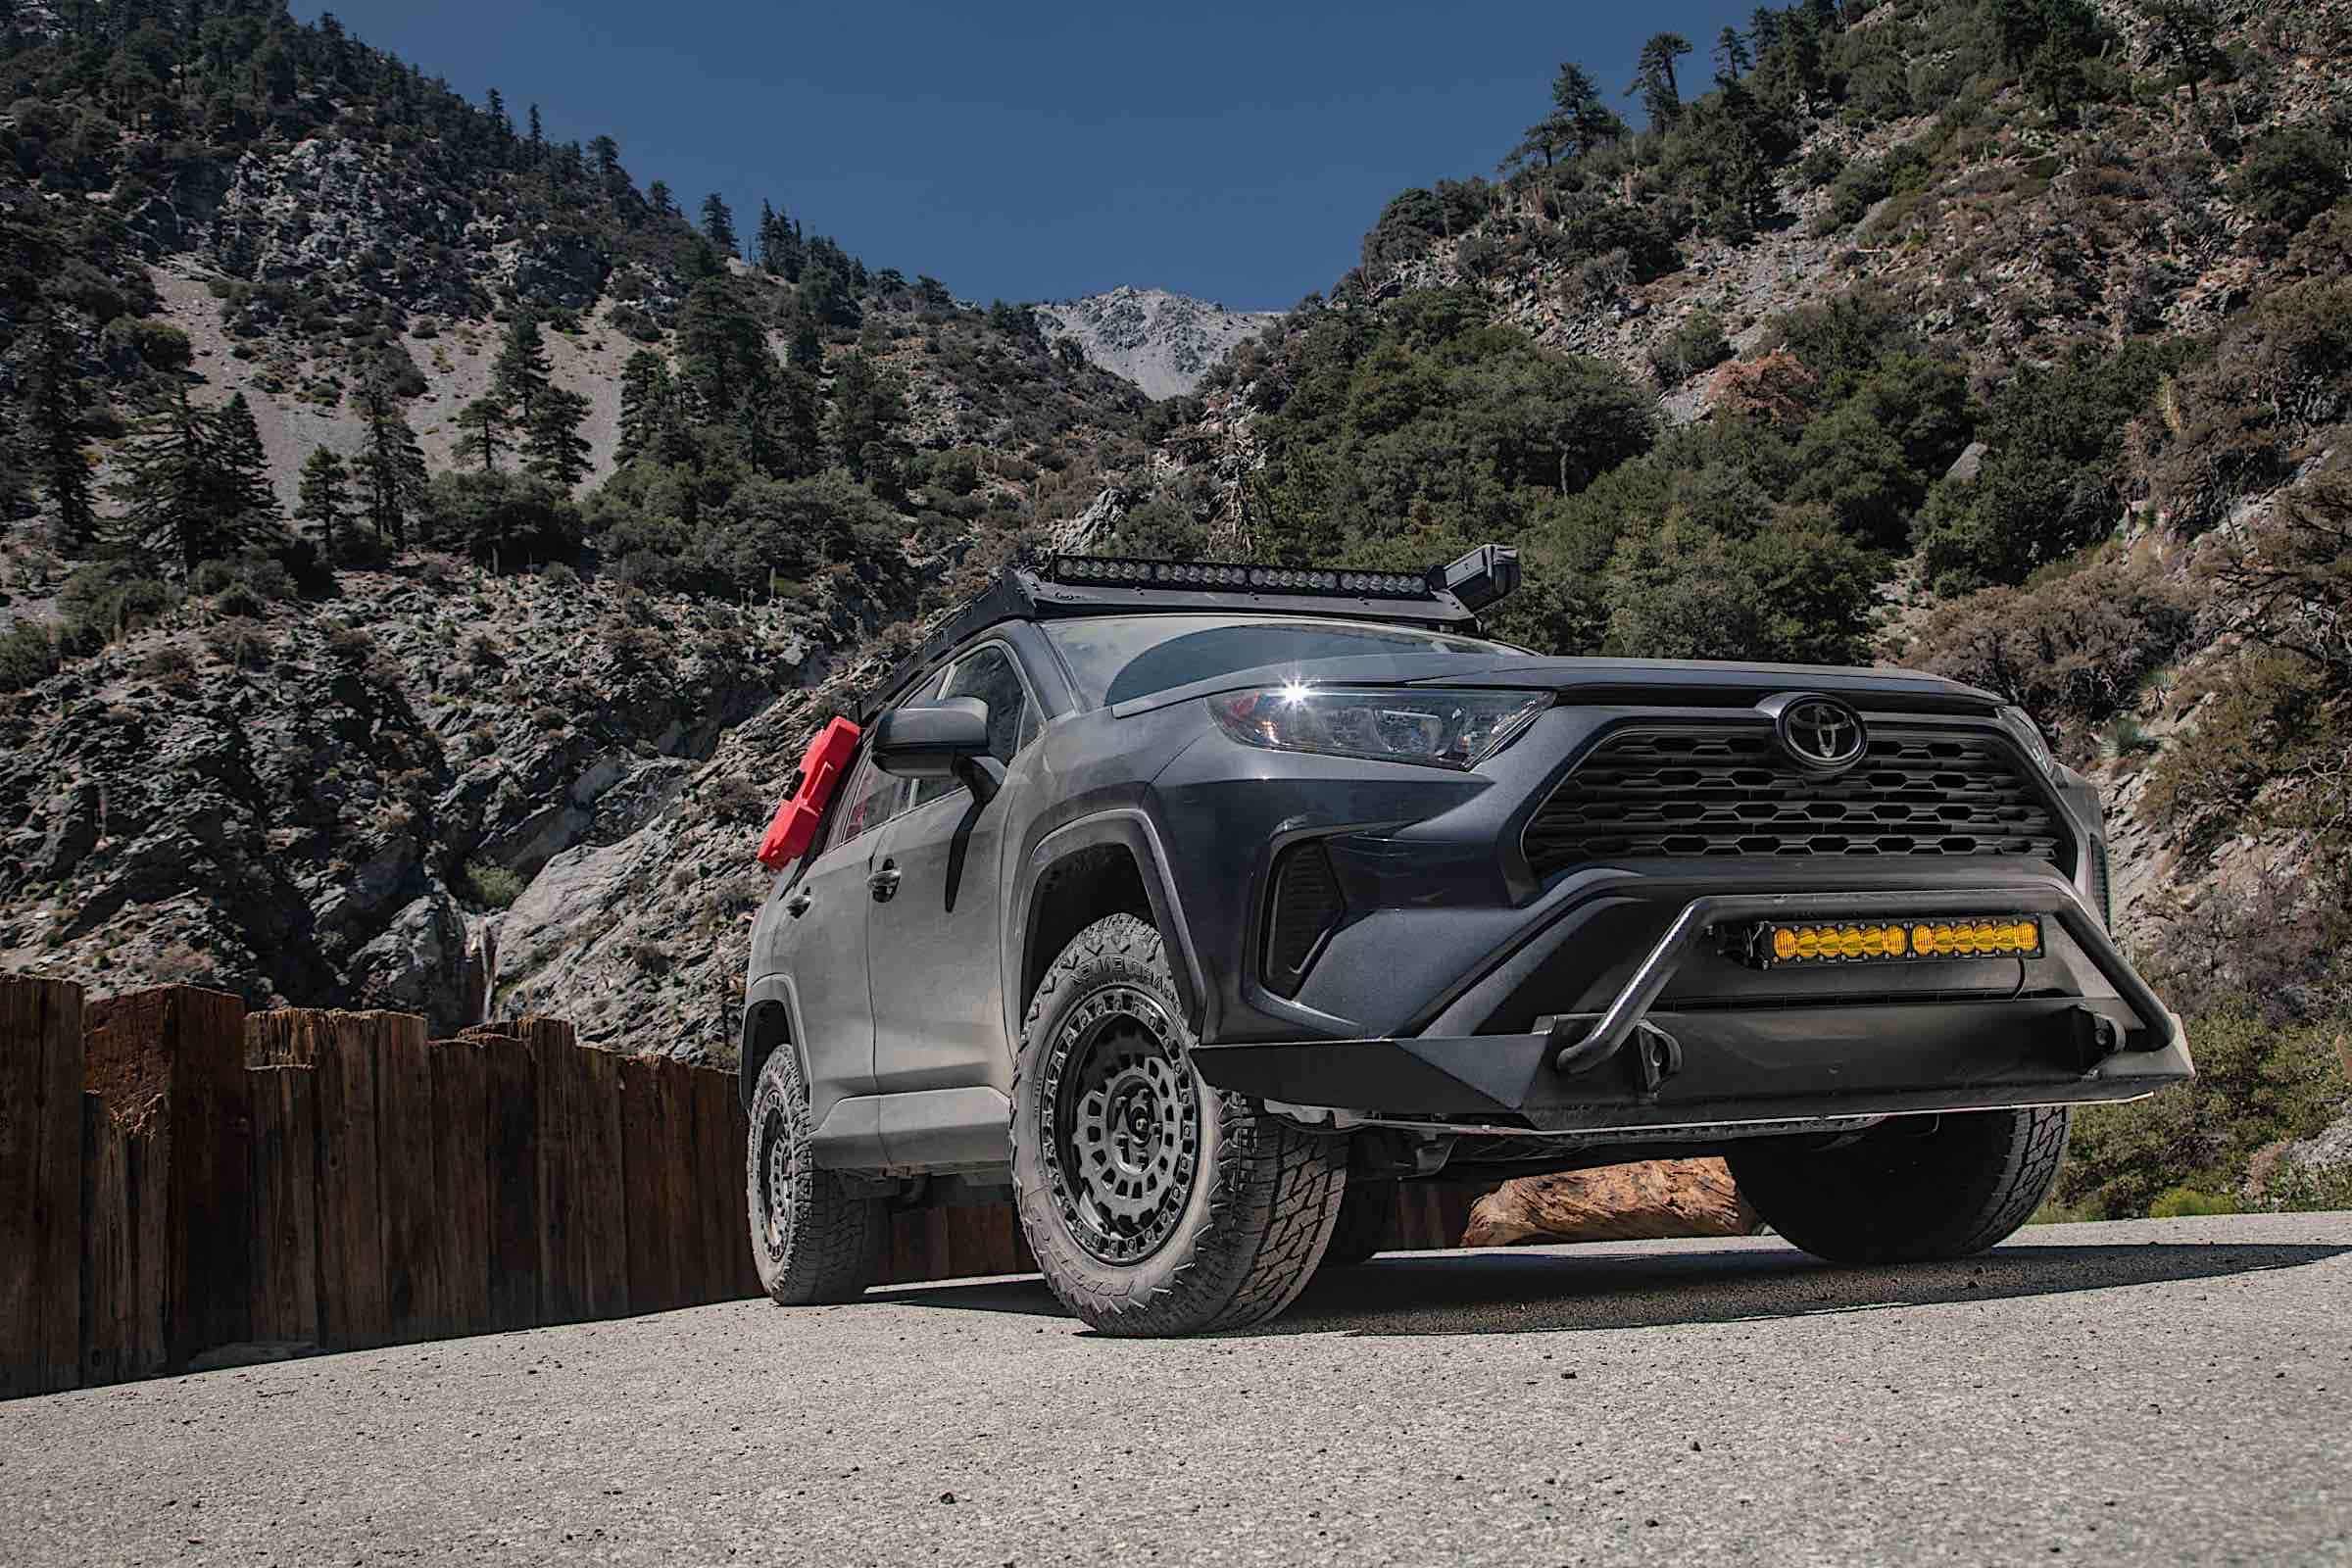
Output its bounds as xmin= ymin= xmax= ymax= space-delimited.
xmin=1210 ymin=686 xmax=1549 ymax=770
xmin=1996 ymin=705 xmax=2060 ymax=779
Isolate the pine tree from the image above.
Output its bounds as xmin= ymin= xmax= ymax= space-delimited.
xmin=2136 ymin=0 xmax=2223 ymax=105
xmin=1714 ymin=25 xmax=1752 ymax=84
xmin=212 ymin=392 xmax=276 ymax=523
xmin=589 ymin=133 xmax=621 ymax=191
xmin=1503 ymin=63 xmax=1627 ymax=174
xmin=484 ymin=86 xmax=510 ymax=137
xmin=454 ymin=395 xmax=510 ymax=472
xmin=701 ymin=192 xmax=737 ymax=256
xmin=356 ymin=374 xmax=426 ymax=551
xmin=297 ymin=446 xmax=351 ymax=563
xmin=647 ymin=180 xmax=678 ymax=221
xmin=1629 ymin=33 xmax=1694 ymax=126
xmin=491 ymin=314 xmax=554 ymax=429
xmin=615 ymin=350 xmax=674 ymax=467
xmin=526 ymin=102 xmax=543 ymax=160
xmin=108 ymin=392 xmax=276 ymax=576
xmin=21 ymin=313 xmax=95 ymax=553
xmin=523 ymin=386 xmax=592 ymax=489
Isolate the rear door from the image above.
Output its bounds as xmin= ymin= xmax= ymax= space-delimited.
xmin=777 ymin=748 xmax=904 ymax=1123
xmin=865 ymin=640 xmax=1043 ymax=1099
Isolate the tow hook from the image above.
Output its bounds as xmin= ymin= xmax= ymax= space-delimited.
xmin=2067 ymin=1006 xmax=2123 ymax=1075
xmin=1631 ymin=1022 xmax=1684 ymax=1101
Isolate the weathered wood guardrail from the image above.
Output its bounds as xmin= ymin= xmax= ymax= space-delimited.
xmin=3 ymin=974 xmax=1482 ymax=1398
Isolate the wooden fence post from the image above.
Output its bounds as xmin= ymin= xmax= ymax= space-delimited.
xmin=2 ymin=976 xmax=84 ymax=1398
xmin=619 ymin=1054 xmax=683 ymax=1315
xmin=313 ymin=1014 xmax=391 ymax=1350
xmin=431 ymin=1039 xmax=492 ymax=1338
xmin=375 ymin=1016 xmax=447 ymax=1342
xmin=83 ymin=987 xmax=249 ymax=1370
xmin=247 ymin=1064 xmax=319 ymax=1348
xmin=572 ymin=1043 xmax=628 ymax=1319
xmin=477 ymin=1031 xmax=541 ymax=1331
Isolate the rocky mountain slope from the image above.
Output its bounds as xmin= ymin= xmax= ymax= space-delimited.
xmin=1031 ymin=287 xmax=1278 ymax=399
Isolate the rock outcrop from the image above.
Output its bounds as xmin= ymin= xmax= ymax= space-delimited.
xmin=1033 ymin=287 xmax=1278 ymax=400
xmin=1462 ymin=1159 xmax=1759 ymax=1248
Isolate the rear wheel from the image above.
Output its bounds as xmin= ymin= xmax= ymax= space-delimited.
xmin=1011 ymin=914 xmax=1348 ymax=1336
xmin=1727 ymin=1106 xmax=2071 ymax=1264
xmin=747 ymin=1043 xmax=887 ymax=1304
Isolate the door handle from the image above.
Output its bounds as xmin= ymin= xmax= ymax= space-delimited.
xmin=783 ymin=888 xmax=813 ymax=917
xmin=868 ymin=861 xmax=902 ymax=903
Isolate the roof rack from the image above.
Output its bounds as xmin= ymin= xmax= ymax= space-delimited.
xmin=856 ymin=545 xmax=1520 ymax=723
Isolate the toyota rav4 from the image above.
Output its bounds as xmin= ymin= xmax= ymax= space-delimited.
xmin=740 ymin=546 xmax=2192 ymax=1336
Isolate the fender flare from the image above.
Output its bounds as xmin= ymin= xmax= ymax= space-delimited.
xmin=739 ymin=969 xmax=808 ymax=1113
xmin=1008 ymin=808 xmax=1213 ymax=1047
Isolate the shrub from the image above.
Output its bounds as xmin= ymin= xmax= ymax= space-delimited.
xmin=2057 ymin=1005 xmax=2349 ymax=1218
xmin=1906 ymin=560 xmax=2193 ymax=740
xmin=2147 ymin=1185 xmax=2241 ymax=1219
xmin=1647 ymin=311 xmax=1732 ymax=387
xmin=466 ymin=860 xmax=524 ymax=909
xmin=101 ymin=316 xmax=193 ymax=371
xmin=0 ymin=620 xmax=59 ymax=691
xmin=1602 ymin=513 xmax=1883 ymax=666
xmin=58 ymin=561 xmax=177 ymax=648
xmin=323 ymin=622 xmax=374 ymax=661
xmin=2233 ymin=127 xmax=2350 ymax=235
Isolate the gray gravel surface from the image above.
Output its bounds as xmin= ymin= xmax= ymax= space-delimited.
xmin=5 ymin=1214 xmax=2349 ymax=1567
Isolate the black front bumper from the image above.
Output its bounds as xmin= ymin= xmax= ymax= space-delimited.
xmin=1191 ymin=882 xmax=2193 ymax=1137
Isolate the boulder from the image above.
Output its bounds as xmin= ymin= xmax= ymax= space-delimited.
xmin=1462 ymin=1158 xmax=1759 ymax=1248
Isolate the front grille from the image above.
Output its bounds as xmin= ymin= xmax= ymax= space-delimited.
xmin=1522 ymin=725 xmax=2069 ymax=877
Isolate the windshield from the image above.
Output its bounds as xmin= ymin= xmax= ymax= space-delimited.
xmin=1046 ymin=614 xmax=1529 ymax=708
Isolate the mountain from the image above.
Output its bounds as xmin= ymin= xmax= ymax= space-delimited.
xmin=1031 ymin=287 xmax=1280 ymax=399
xmin=0 ymin=0 xmax=2345 ymax=1212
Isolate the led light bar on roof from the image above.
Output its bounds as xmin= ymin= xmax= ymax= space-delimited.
xmin=1048 ymin=556 xmax=1437 ymax=600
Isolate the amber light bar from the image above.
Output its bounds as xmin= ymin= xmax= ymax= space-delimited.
xmin=1740 ymin=916 xmax=2044 ymax=968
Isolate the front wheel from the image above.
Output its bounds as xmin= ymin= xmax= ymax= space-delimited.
xmin=1727 ymin=1106 xmax=2071 ymax=1264
xmin=1011 ymin=914 xmax=1348 ymax=1336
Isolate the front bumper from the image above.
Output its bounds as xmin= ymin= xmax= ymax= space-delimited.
xmin=1191 ymin=881 xmax=2193 ymax=1138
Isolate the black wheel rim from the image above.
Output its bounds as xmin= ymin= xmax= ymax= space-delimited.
xmin=1041 ymin=984 xmax=1201 ymax=1264
xmin=755 ymin=1099 xmax=797 ymax=1262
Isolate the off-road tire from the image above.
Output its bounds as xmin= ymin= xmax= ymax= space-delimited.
xmin=1728 ymin=1106 xmax=2071 ymax=1265
xmin=1011 ymin=913 xmax=1348 ymax=1336
xmin=1317 ymin=1180 xmax=1395 ymax=1269
xmin=747 ymin=1043 xmax=887 ymax=1304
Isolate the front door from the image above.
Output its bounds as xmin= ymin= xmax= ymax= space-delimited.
xmin=778 ymin=749 xmax=902 ymax=1127
xmin=865 ymin=641 xmax=1042 ymax=1100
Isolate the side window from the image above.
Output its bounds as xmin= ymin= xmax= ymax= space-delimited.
xmin=911 ymin=644 xmax=1039 ymax=807
xmin=830 ymin=753 xmax=900 ymax=847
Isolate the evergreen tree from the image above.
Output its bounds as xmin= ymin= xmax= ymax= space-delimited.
xmin=356 ymin=373 xmax=426 ymax=550
xmin=523 ymin=386 xmax=592 ymax=489
xmin=484 ymin=85 xmax=510 ymax=137
xmin=297 ymin=445 xmax=351 ymax=562
xmin=701 ymin=192 xmax=737 ymax=255
xmin=615 ymin=350 xmax=675 ymax=466
xmin=1714 ymin=25 xmax=1752 ymax=84
xmin=212 ymin=392 xmax=276 ymax=523
xmin=21 ymin=313 xmax=95 ymax=553
xmin=454 ymin=395 xmax=510 ymax=472
xmin=826 ymin=348 xmax=909 ymax=478
xmin=526 ymin=102 xmax=543 ymax=159
xmin=589 ymin=133 xmax=621 ymax=190
xmin=2136 ymin=0 xmax=2224 ymax=104
xmin=1629 ymin=33 xmax=1694 ymax=126
xmin=648 ymin=180 xmax=678 ymax=220
xmin=108 ymin=392 xmax=276 ymax=576
xmin=491 ymin=314 xmax=554 ymax=429
xmin=1504 ymin=63 xmax=1626 ymax=174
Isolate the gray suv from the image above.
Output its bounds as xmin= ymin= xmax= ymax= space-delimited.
xmin=741 ymin=547 xmax=2192 ymax=1336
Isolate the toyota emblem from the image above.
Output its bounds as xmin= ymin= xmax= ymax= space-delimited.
xmin=1774 ymin=696 xmax=1869 ymax=774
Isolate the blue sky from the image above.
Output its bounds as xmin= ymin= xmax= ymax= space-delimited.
xmin=294 ymin=1 xmax=1752 ymax=311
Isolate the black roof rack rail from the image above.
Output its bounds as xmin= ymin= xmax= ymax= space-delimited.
xmin=855 ymin=545 xmax=1519 ymax=723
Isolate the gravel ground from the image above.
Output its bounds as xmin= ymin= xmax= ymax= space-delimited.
xmin=4 ymin=1214 xmax=2348 ymax=1567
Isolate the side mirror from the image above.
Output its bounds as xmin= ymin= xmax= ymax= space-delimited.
xmin=870 ymin=696 xmax=992 ymax=781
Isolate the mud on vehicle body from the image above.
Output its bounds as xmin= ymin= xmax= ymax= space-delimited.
xmin=741 ymin=547 xmax=2193 ymax=1335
